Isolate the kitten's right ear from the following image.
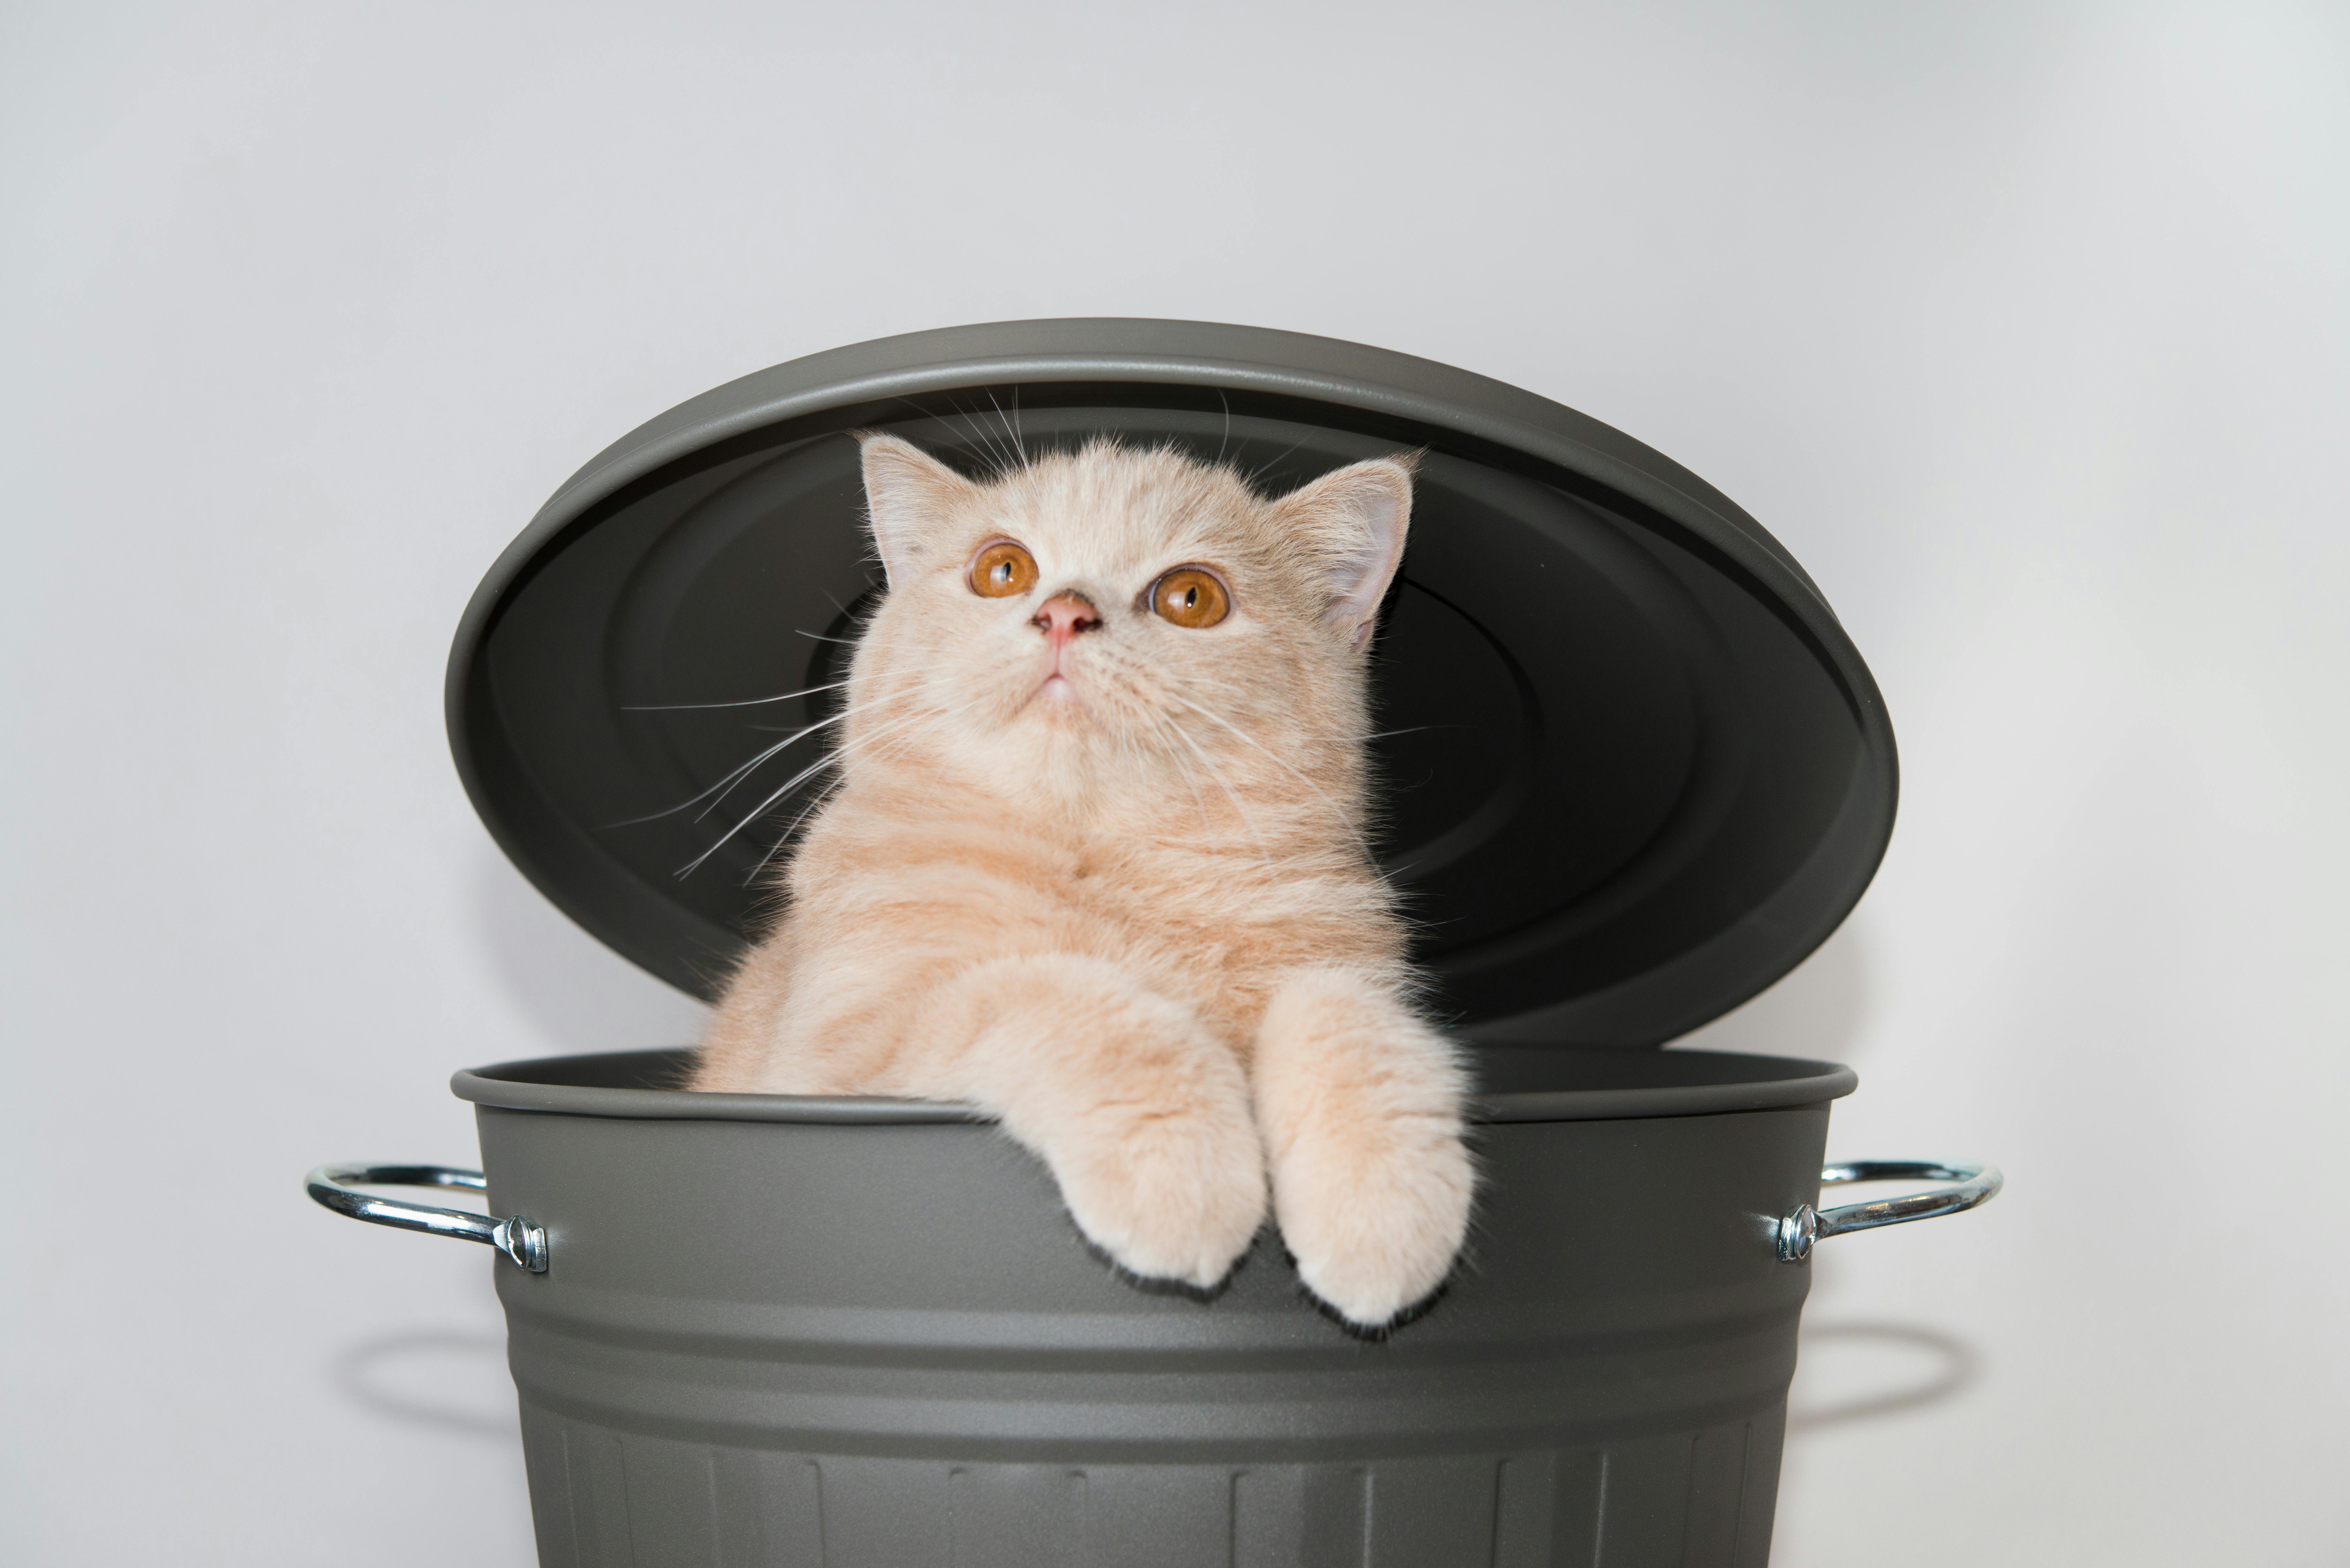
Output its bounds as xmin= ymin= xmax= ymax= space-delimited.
xmin=859 ymin=433 xmax=976 ymax=587
xmin=1270 ymin=455 xmax=1417 ymax=652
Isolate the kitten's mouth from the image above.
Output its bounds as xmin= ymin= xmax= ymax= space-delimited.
xmin=1032 ymin=646 xmax=1084 ymax=708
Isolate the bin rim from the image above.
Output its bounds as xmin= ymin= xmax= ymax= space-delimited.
xmin=451 ymin=1046 xmax=1857 ymax=1127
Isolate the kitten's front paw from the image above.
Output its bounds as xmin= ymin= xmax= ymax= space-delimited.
xmin=1055 ymin=1105 xmax=1268 ymax=1291
xmin=1274 ymin=1117 xmax=1474 ymax=1329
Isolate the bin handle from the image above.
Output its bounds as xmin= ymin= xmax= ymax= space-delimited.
xmin=1777 ymin=1160 xmax=2001 ymax=1263
xmin=306 ymin=1164 xmax=548 ymax=1273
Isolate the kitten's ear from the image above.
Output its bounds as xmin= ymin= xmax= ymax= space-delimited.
xmin=860 ymin=433 xmax=976 ymax=586
xmin=1271 ymin=456 xmax=1417 ymax=651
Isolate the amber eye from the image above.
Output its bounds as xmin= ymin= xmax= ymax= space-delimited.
xmin=1150 ymin=567 xmax=1231 ymax=629
xmin=969 ymin=540 xmax=1039 ymax=598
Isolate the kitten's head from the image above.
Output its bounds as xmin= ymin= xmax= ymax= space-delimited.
xmin=844 ymin=434 xmax=1414 ymax=828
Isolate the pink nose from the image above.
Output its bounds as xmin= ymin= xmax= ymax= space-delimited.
xmin=1031 ymin=592 xmax=1101 ymax=648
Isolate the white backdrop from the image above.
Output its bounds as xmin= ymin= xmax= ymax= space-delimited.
xmin=5 ymin=3 xmax=2346 ymax=1563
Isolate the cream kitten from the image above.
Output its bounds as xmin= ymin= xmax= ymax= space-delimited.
xmin=694 ymin=434 xmax=1474 ymax=1328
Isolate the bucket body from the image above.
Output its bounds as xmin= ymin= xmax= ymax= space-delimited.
xmin=463 ymin=1047 xmax=1849 ymax=1567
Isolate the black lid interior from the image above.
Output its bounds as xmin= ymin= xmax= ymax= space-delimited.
xmin=448 ymin=320 xmax=1895 ymax=1048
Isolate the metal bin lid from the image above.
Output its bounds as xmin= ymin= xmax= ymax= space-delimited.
xmin=447 ymin=319 xmax=1895 ymax=1048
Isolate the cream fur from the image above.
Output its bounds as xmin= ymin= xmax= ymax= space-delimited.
xmin=695 ymin=434 xmax=1475 ymax=1327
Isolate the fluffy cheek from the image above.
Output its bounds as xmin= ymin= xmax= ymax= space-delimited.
xmin=905 ymin=604 xmax=1050 ymax=728
xmin=1075 ymin=629 xmax=1268 ymax=771
xmin=1155 ymin=626 xmax=1304 ymax=723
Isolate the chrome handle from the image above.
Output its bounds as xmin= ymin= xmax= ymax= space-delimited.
xmin=1777 ymin=1159 xmax=2002 ymax=1263
xmin=306 ymin=1164 xmax=548 ymax=1273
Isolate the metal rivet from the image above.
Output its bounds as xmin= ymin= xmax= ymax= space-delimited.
xmin=1776 ymin=1204 xmax=1817 ymax=1264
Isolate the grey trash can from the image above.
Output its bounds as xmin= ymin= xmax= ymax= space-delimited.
xmin=309 ymin=320 xmax=1998 ymax=1566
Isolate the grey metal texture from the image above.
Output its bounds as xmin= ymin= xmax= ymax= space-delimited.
xmin=445 ymin=319 xmax=1899 ymax=1049
xmin=463 ymin=1045 xmax=1855 ymax=1567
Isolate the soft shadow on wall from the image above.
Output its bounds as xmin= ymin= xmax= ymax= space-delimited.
xmin=337 ymin=1330 xmax=517 ymax=1443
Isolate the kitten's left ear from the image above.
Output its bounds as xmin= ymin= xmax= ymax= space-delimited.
xmin=860 ymin=433 xmax=977 ymax=587
xmin=1271 ymin=455 xmax=1417 ymax=651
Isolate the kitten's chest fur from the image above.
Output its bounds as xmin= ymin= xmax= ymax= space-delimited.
xmin=775 ymin=783 xmax=1400 ymax=1043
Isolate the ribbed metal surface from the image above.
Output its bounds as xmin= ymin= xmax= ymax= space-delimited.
xmin=476 ymin=1060 xmax=1836 ymax=1567
xmin=515 ymin=1408 xmax=1785 ymax=1567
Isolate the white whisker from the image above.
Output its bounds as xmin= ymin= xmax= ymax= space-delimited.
xmin=1144 ymin=705 xmax=1275 ymax=868
xmin=609 ymin=691 xmax=906 ymax=829
xmin=677 ymin=701 xmax=946 ymax=878
xmin=986 ymin=388 xmax=1026 ymax=467
xmin=606 ymin=730 xmax=808 ymax=828
xmin=742 ymin=774 xmax=845 ymax=886
xmin=1142 ymin=712 xmax=1218 ymax=837
xmin=621 ymin=679 xmax=849 ymax=713
xmin=1238 ymin=430 xmax=1317 ymax=491
xmin=689 ymin=692 xmax=916 ymax=822
xmin=1163 ymin=685 xmax=1369 ymax=853
xmin=950 ymin=395 xmax=1016 ymax=477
